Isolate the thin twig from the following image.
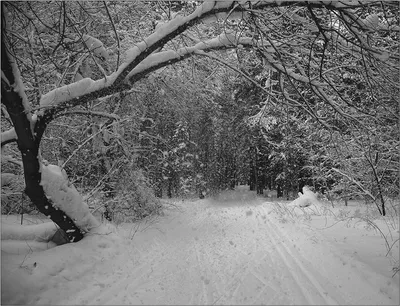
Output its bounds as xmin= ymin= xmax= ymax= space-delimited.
xmin=386 ymin=238 xmax=399 ymax=257
xmin=61 ymin=119 xmax=126 ymax=168
xmin=194 ymin=50 xmax=273 ymax=100
xmin=103 ymin=1 xmax=120 ymax=70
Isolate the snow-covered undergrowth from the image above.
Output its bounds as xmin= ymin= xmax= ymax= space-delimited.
xmin=84 ymin=167 xmax=163 ymax=226
xmin=270 ymin=189 xmax=400 ymax=278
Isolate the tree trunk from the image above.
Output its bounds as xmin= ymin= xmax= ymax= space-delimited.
xmin=257 ymin=183 xmax=264 ymax=195
xmin=167 ymin=177 xmax=173 ymax=198
xmin=1 ymin=42 xmax=84 ymax=243
xmin=249 ymin=146 xmax=256 ymax=191
xmin=277 ymin=184 xmax=283 ymax=198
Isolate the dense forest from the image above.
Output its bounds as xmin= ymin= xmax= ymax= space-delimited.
xmin=1 ymin=1 xmax=399 ymax=243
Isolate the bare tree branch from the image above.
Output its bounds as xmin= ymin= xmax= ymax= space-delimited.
xmin=103 ymin=1 xmax=120 ymax=70
xmin=56 ymin=109 xmax=120 ymax=120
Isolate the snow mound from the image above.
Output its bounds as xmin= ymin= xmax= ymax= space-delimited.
xmin=1 ymin=240 xmax=57 ymax=255
xmin=290 ymin=186 xmax=319 ymax=208
xmin=40 ymin=163 xmax=100 ymax=234
xmin=1 ymin=221 xmax=123 ymax=305
xmin=2 ymin=222 xmax=59 ymax=242
xmin=1 ymin=221 xmax=69 ymax=254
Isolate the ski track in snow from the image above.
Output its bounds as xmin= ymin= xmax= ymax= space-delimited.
xmin=5 ymin=189 xmax=398 ymax=305
xmin=261 ymin=206 xmax=337 ymax=305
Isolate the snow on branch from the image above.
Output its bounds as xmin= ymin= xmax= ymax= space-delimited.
xmin=36 ymin=0 xmax=389 ymax=120
xmin=82 ymin=34 xmax=109 ymax=60
xmin=2 ymin=51 xmax=33 ymax=123
xmin=127 ymin=33 xmax=259 ymax=82
xmin=40 ymin=78 xmax=95 ymax=109
xmin=338 ymin=12 xmax=394 ymax=62
xmin=114 ymin=0 xmax=297 ymax=84
xmin=10 ymin=60 xmax=31 ymax=115
xmin=36 ymin=2 xmax=235 ymax=114
xmin=40 ymin=164 xmax=100 ymax=236
xmin=1 ymin=128 xmax=17 ymax=146
xmin=113 ymin=0 xmax=233 ymax=84
xmin=37 ymin=74 xmax=122 ymax=115
xmin=32 ymin=2 xmax=249 ymax=118
xmin=1 ymin=70 xmax=11 ymax=86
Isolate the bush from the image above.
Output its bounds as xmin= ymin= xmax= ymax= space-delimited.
xmin=105 ymin=167 xmax=163 ymax=223
xmin=1 ymin=174 xmax=36 ymax=214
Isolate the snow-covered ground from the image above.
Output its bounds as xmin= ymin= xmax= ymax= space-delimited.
xmin=1 ymin=186 xmax=399 ymax=305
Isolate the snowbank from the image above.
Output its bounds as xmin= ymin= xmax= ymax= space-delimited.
xmin=2 ymin=222 xmax=59 ymax=242
xmin=1 ymin=240 xmax=57 ymax=255
xmin=1 ymin=220 xmax=71 ymax=254
xmin=1 ymin=128 xmax=17 ymax=144
xmin=290 ymin=186 xmax=319 ymax=208
xmin=1 ymin=220 xmax=122 ymax=305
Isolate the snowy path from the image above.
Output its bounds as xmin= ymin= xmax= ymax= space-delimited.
xmin=2 ymin=188 xmax=398 ymax=305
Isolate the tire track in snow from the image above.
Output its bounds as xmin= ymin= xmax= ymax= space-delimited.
xmin=261 ymin=205 xmax=339 ymax=305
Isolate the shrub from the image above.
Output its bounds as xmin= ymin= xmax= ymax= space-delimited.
xmin=1 ymin=174 xmax=35 ymax=214
xmin=105 ymin=166 xmax=163 ymax=224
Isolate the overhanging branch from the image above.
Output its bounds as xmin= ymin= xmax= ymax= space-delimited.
xmin=33 ymin=0 xmax=393 ymax=142
xmin=193 ymin=50 xmax=272 ymax=98
xmin=331 ymin=167 xmax=375 ymax=201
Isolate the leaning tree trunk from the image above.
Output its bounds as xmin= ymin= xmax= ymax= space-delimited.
xmin=1 ymin=37 xmax=84 ymax=243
